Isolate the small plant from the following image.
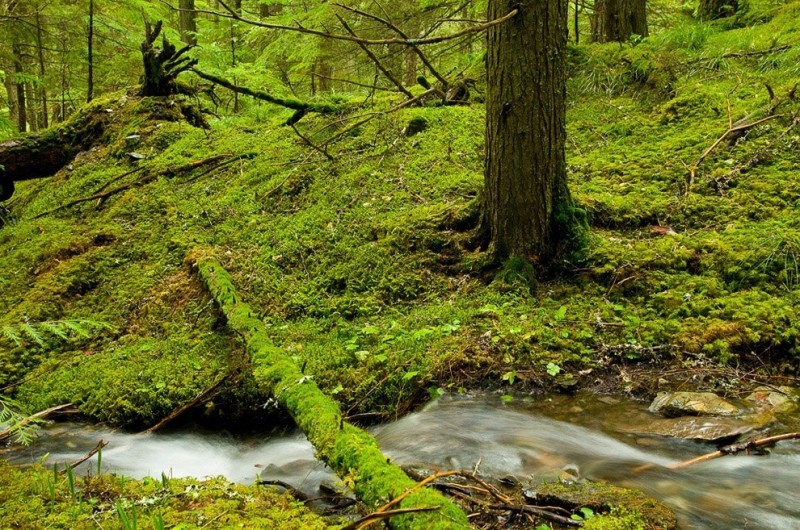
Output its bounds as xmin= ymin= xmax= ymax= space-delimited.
xmin=572 ymin=506 xmax=596 ymax=522
xmin=65 ymin=465 xmax=76 ymax=500
xmin=546 ymin=362 xmax=562 ymax=377
xmin=116 ymin=499 xmax=138 ymax=530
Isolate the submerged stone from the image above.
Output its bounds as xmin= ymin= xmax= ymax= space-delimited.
xmin=618 ymin=412 xmax=775 ymax=442
xmin=745 ymin=387 xmax=798 ymax=414
xmin=649 ymin=391 xmax=740 ymax=417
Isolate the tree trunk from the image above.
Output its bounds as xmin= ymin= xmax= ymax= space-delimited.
xmin=482 ymin=0 xmax=573 ymax=267
xmin=591 ymin=0 xmax=648 ymax=43
xmin=35 ymin=8 xmax=49 ymax=129
xmin=0 ymin=102 xmax=115 ymax=201
xmin=699 ymin=0 xmax=738 ymax=19
xmin=87 ymin=0 xmax=94 ymax=103
xmin=12 ymin=43 xmax=26 ymax=133
xmin=179 ymin=0 xmax=197 ymax=45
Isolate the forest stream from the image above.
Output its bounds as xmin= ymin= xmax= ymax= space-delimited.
xmin=5 ymin=393 xmax=800 ymax=529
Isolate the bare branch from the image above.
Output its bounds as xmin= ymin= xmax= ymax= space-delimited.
xmin=168 ymin=0 xmax=517 ymax=47
xmin=335 ymin=14 xmax=415 ymax=99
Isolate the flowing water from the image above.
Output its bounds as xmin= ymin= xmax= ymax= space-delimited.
xmin=5 ymin=393 xmax=800 ymax=529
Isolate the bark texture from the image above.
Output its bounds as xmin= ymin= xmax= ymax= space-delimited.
xmin=0 ymin=101 xmax=114 ymax=200
xmin=591 ymin=0 xmax=648 ymax=43
xmin=482 ymin=0 xmax=572 ymax=266
xmin=179 ymin=0 xmax=198 ymax=45
xmin=699 ymin=0 xmax=738 ymax=19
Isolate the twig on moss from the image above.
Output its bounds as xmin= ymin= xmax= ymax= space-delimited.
xmin=341 ymin=506 xmax=442 ymax=530
xmin=34 ymin=154 xmax=240 ymax=218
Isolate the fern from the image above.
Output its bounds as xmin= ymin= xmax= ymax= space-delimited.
xmin=0 ymin=319 xmax=112 ymax=346
xmin=0 ymin=396 xmax=40 ymax=446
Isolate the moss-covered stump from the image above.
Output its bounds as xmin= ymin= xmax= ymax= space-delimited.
xmin=0 ymin=461 xmax=332 ymax=529
xmin=189 ymin=251 xmax=470 ymax=530
xmin=531 ymin=480 xmax=677 ymax=530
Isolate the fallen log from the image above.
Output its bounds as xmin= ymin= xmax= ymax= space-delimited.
xmin=0 ymin=101 xmax=116 ymax=201
xmin=189 ymin=251 xmax=470 ymax=530
xmin=0 ymin=403 xmax=77 ymax=443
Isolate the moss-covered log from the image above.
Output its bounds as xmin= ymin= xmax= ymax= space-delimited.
xmin=189 ymin=252 xmax=470 ymax=530
xmin=0 ymin=99 xmax=115 ymax=201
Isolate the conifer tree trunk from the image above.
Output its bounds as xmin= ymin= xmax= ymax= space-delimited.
xmin=87 ymin=0 xmax=94 ymax=103
xmin=591 ymin=0 xmax=648 ymax=43
xmin=482 ymin=0 xmax=573 ymax=266
xmin=12 ymin=42 xmax=26 ymax=133
xmin=179 ymin=0 xmax=197 ymax=45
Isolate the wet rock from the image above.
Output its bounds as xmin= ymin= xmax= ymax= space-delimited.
xmin=649 ymin=391 xmax=739 ymax=417
xmin=745 ymin=387 xmax=798 ymax=414
xmin=619 ymin=412 xmax=775 ymax=442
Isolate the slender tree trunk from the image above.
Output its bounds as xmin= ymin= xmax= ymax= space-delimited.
xmin=25 ymin=82 xmax=39 ymax=131
xmin=574 ymin=0 xmax=580 ymax=44
xmin=482 ymin=0 xmax=572 ymax=266
xmin=35 ymin=7 xmax=48 ymax=129
xmin=699 ymin=0 xmax=738 ymax=19
xmin=12 ymin=42 xmax=26 ymax=133
xmin=87 ymin=0 xmax=94 ymax=103
xmin=179 ymin=0 xmax=197 ymax=45
xmin=2 ymin=58 xmax=19 ymax=129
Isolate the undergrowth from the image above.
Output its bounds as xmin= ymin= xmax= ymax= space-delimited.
xmin=1 ymin=0 xmax=799 ymax=430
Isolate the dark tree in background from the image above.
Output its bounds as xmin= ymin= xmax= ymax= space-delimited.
xmin=699 ymin=0 xmax=738 ymax=19
xmin=481 ymin=0 xmax=575 ymax=267
xmin=179 ymin=0 xmax=197 ymax=45
xmin=591 ymin=0 xmax=648 ymax=43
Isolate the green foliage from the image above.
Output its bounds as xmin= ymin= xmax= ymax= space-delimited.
xmin=0 ymin=461 xmax=331 ymax=529
xmin=0 ymin=396 xmax=41 ymax=446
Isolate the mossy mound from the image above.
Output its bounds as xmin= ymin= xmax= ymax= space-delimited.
xmin=0 ymin=461 xmax=335 ymax=529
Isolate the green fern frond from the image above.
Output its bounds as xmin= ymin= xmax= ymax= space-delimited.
xmin=0 ymin=319 xmax=112 ymax=347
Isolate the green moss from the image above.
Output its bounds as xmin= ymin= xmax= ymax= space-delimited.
xmin=0 ymin=461 xmax=333 ymax=529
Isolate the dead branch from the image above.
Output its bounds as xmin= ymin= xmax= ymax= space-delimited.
xmin=191 ymin=68 xmax=342 ymax=125
xmin=142 ymin=376 xmax=228 ymax=434
xmin=61 ymin=439 xmax=108 ymax=472
xmin=376 ymin=470 xmax=459 ymax=514
xmin=290 ymin=124 xmax=333 ymax=161
xmin=0 ymin=403 xmax=76 ymax=443
xmin=686 ymin=113 xmax=789 ymax=194
xmin=668 ymin=432 xmax=800 ymax=470
xmin=335 ymin=15 xmax=415 ymax=99
xmin=488 ymin=503 xmax=584 ymax=527
xmin=333 ymin=3 xmax=449 ymax=87
xmin=341 ymin=506 xmax=441 ymax=530
xmin=34 ymin=153 xmax=239 ymax=218
xmin=322 ymin=88 xmax=439 ymax=147
xmin=175 ymin=0 xmax=518 ymax=47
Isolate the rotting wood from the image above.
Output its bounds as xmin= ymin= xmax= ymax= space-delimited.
xmin=189 ymin=252 xmax=470 ymax=530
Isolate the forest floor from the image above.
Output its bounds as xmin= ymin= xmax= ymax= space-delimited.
xmin=2 ymin=1 xmax=800 ymax=528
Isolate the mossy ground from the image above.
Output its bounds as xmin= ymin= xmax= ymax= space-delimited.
xmin=0 ymin=461 xmax=335 ymax=529
xmin=2 ymin=1 xmax=800 ymax=527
